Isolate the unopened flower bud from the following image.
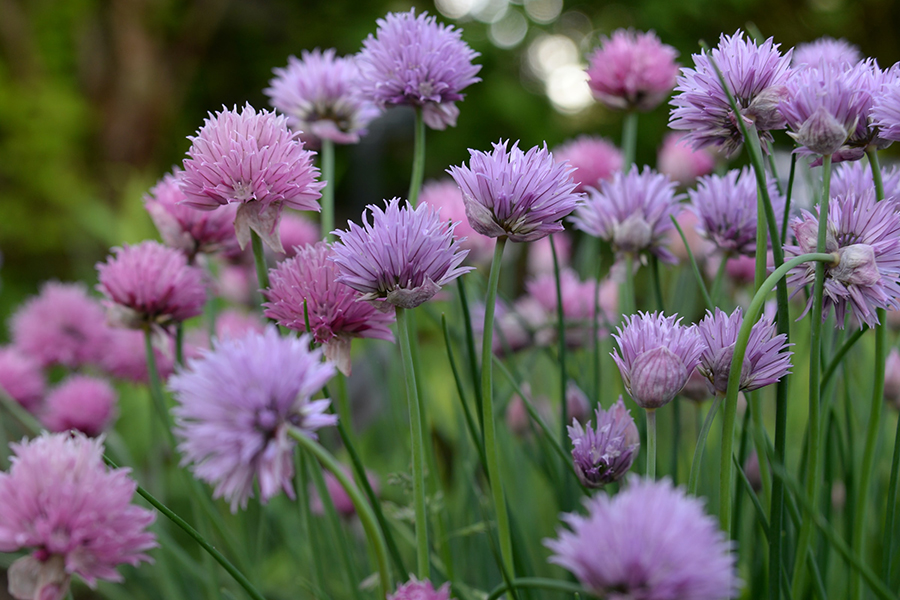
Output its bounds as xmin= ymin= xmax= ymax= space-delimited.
xmin=745 ymin=85 xmax=790 ymax=130
xmin=832 ymin=243 xmax=880 ymax=287
xmin=788 ymin=105 xmax=854 ymax=156
xmin=630 ymin=346 xmax=691 ymax=409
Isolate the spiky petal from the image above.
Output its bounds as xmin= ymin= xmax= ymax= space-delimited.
xmin=568 ymin=396 xmax=639 ymax=488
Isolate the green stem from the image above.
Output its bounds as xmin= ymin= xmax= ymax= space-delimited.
xmin=884 ymin=404 xmax=900 ymax=588
xmin=550 ymin=236 xmax=569 ymax=451
xmin=688 ymin=393 xmax=724 ymax=495
xmin=783 ymin=153 xmax=798 ymax=243
xmin=710 ymin=253 xmax=729 ymax=305
xmin=650 ymin=255 xmax=665 ymax=312
xmin=321 ymin=138 xmax=335 ymax=242
xmin=144 ymin=329 xmax=178 ymax=450
xmin=441 ymin=314 xmax=488 ymax=470
xmin=176 ymin=324 xmax=185 ymax=367
xmin=486 ymin=578 xmax=588 ymax=600
xmin=671 ymin=215 xmax=714 ymax=310
xmin=408 ymin=107 xmax=426 ymax=206
xmin=620 ymin=253 xmax=636 ymax=318
xmin=621 ymin=111 xmax=638 ymax=167
xmin=250 ymin=230 xmax=270 ymax=294
xmin=820 ymin=327 xmax=868 ymax=393
xmin=755 ymin=189 xmax=768 ymax=290
xmin=0 ymin=388 xmax=43 ymax=434
xmin=646 ymin=408 xmax=657 ymax=479
xmin=593 ymin=253 xmax=604 ymax=403
xmin=457 ymin=276 xmax=484 ymax=435
xmin=297 ymin=455 xmax=324 ymax=596
xmin=395 ymin=306 xmax=430 ymax=579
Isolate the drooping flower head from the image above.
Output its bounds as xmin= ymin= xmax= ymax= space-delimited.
xmin=144 ymin=169 xmax=240 ymax=260
xmin=0 ymin=433 xmax=156 ymax=600
xmin=96 ymin=241 xmax=206 ymax=331
xmin=170 ymin=327 xmax=337 ymax=511
xmin=42 ymin=375 xmax=118 ymax=437
xmin=696 ymin=307 xmax=792 ymax=394
xmin=10 ymin=281 xmax=109 ymax=369
xmin=330 ymin=198 xmax=472 ymax=309
xmin=586 ymin=29 xmax=679 ymax=112
xmin=357 ymin=9 xmax=481 ymax=130
xmin=785 ymin=189 xmax=900 ymax=328
xmin=447 ymin=140 xmax=581 ymax=243
xmin=264 ymin=241 xmax=395 ymax=374
xmin=669 ymin=30 xmax=794 ymax=157
xmin=388 ymin=577 xmax=451 ymax=600
xmin=657 ymin=131 xmax=717 ymax=187
xmin=570 ymin=165 xmax=681 ymax=263
xmin=552 ymin=135 xmax=623 ymax=193
xmin=568 ymin=396 xmax=639 ymax=488
xmin=689 ymin=167 xmax=786 ymax=256
xmin=0 ymin=347 xmax=45 ymax=413
xmin=546 ymin=476 xmax=739 ymax=600
xmin=179 ymin=104 xmax=325 ymax=252
xmin=792 ymin=37 xmax=862 ymax=71
xmin=611 ymin=312 xmax=705 ymax=409
xmin=265 ymin=48 xmax=381 ymax=144
xmin=872 ymin=78 xmax=900 ymax=145
xmin=419 ymin=179 xmax=494 ymax=265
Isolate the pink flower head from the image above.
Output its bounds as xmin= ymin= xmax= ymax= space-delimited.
xmin=96 ymin=241 xmax=206 ymax=331
xmin=388 ymin=577 xmax=451 ymax=600
xmin=98 ymin=328 xmax=176 ymax=384
xmin=553 ymin=136 xmax=623 ymax=193
xmin=419 ymin=179 xmax=494 ymax=265
xmin=310 ymin=467 xmax=379 ymax=517
xmin=545 ymin=477 xmax=740 ymax=600
xmin=214 ymin=309 xmax=265 ymax=340
xmin=657 ymin=132 xmax=716 ymax=187
xmin=330 ymin=198 xmax=472 ymax=309
xmin=42 ymin=375 xmax=117 ymax=437
xmin=0 ymin=347 xmax=45 ymax=413
xmin=170 ymin=327 xmax=337 ymax=511
xmin=357 ymin=9 xmax=481 ymax=130
xmin=447 ymin=139 xmax=582 ymax=243
xmin=586 ymin=29 xmax=679 ymax=112
xmin=179 ymin=104 xmax=325 ymax=252
xmin=10 ymin=281 xmax=109 ymax=369
xmin=276 ymin=212 xmax=321 ymax=259
xmin=264 ymin=241 xmax=395 ymax=374
xmin=792 ymin=37 xmax=862 ymax=71
xmin=0 ymin=433 xmax=156 ymax=599
xmin=568 ymin=396 xmax=640 ymax=488
xmin=265 ymin=48 xmax=381 ymax=144
xmin=144 ymin=169 xmax=240 ymax=260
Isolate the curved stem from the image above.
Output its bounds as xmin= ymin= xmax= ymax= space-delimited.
xmin=688 ymin=393 xmax=724 ymax=495
xmin=486 ymin=578 xmax=588 ymax=600
xmin=646 ymin=408 xmax=657 ymax=479
xmin=408 ymin=107 xmax=426 ymax=206
xmin=320 ymin=138 xmax=335 ymax=242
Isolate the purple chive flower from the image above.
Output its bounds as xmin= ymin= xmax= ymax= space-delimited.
xmin=0 ymin=347 xmax=45 ymax=413
xmin=419 ymin=179 xmax=494 ymax=265
xmin=568 ymin=396 xmax=640 ymax=488
xmin=696 ymin=307 xmax=792 ymax=394
xmin=669 ymin=30 xmax=794 ymax=158
xmin=570 ymin=165 xmax=681 ymax=263
xmin=170 ymin=327 xmax=337 ymax=511
xmin=689 ymin=167 xmax=786 ymax=256
xmin=276 ymin=212 xmax=321 ymax=259
xmin=144 ymin=169 xmax=240 ymax=260
xmin=388 ymin=577 xmax=451 ymax=600
xmin=96 ymin=241 xmax=206 ymax=331
xmin=872 ymin=79 xmax=900 ymax=144
xmin=786 ymin=189 xmax=900 ymax=328
xmin=447 ymin=140 xmax=581 ymax=243
xmin=265 ymin=48 xmax=380 ymax=144
xmin=0 ymin=433 xmax=156 ymax=600
xmin=657 ymin=131 xmax=717 ymax=187
xmin=546 ymin=476 xmax=740 ymax=600
xmin=264 ymin=241 xmax=395 ymax=374
xmin=586 ymin=29 xmax=679 ymax=112
xmin=357 ymin=9 xmax=481 ymax=130
xmin=330 ymin=198 xmax=472 ymax=309
xmin=9 ymin=281 xmax=109 ymax=369
xmin=792 ymin=37 xmax=862 ymax=71
xmin=179 ymin=104 xmax=325 ymax=252
xmin=42 ymin=375 xmax=117 ymax=437
xmin=831 ymin=160 xmax=900 ymax=204
xmin=611 ymin=312 xmax=705 ymax=409
xmin=98 ymin=328 xmax=176 ymax=384
xmin=553 ymin=135 xmax=623 ymax=193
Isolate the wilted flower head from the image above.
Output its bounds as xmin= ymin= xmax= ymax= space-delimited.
xmin=697 ymin=307 xmax=792 ymax=394
xmin=586 ymin=29 xmax=679 ymax=112
xmin=0 ymin=433 xmax=156 ymax=600
xmin=388 ymin=577 xmax=451 ymax=600
xmin=786 ymin=189 xmax=900 ymax=328
xmin=179 ymin=104 xmax=324 ymax=252
xmin=447 ymin=140 xmax=581 ymax=243
xmin=98 ymin=328 xmax=176 ymax=384
xmin=42 ymin=375 xmax=117 ymax=437
xmin=96 ymin=241 xmax=206 ymax=331
xmin=546 ymin=476 xmax=740 ymax=600
xmin=419 ymin=179 xmax=494 ymax=265
xmin=670 ymin=30 xmax=794 ymax=157
xmin=276 ymin=212 xmax=321 ymax=259
xmin=265 ymin=48 xmax=380 ymax=144
xmin=792 ymin=37 xmax=862 ymax=71
xmin=10 ymin=282 xmax=109 ymax=369
xmin=331 ymin=198 xmax=472 ymax=309
xmin=657 ymin=132 xmax=717 ymax=187
xmin=553 ymin=136 xmax=623 ymax=193
xmin=264 ymin=241 xmax=395 ymax=374
xmin=0 ymin=347 xmax=45 ymax=413
xmin=170 ymin=327 xmax=337 ymax=511
xmin=568 ymin=396 xmax=639 ymax=488
xmin=357 ymin=9 xmax=481 ymax=130
xmin=611 ymin=312 xmax=705 ymax=409
xmin=689 ymin=167 xmax=786 ymax=256
xmin=872 ymin=79 xmax=900 ymax=144
xmin=571 ymin=165 xmax=681 ymax=263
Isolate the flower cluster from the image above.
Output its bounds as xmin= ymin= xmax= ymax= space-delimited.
xmin=568 ymin=396 xmax=640 ymax=488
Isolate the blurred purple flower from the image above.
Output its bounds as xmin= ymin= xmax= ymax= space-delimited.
xmin=657 ymin=131 xmax=716 ymax=187
xmin=831 ymin=160 xmax=900 ymax=203
xmin=388 ymin=577 xmax=450 ymax=600
xmin=42 ymin=375 xmax=117 ymax=437
xmin=276 ymin=212 xmax=321 ymax=259
xmin=872 ymin=79 xmax=900 ymax=144
xmin=0 ymin=347 xmax=45 ymax=413
xmin=568 ymin=396 xmax=639 ymax=488
xmin=98 ymin=328 xmax=176 ymax=384
xmin=310 ymin=467 xmax=379 ymax=518
xmin=792 ymin=37 xmax=862 ymax=71
xmin=419 ymin=179 xmax=494 ymax=265
xmin=553 ymin=135 xmax=623 ymax=193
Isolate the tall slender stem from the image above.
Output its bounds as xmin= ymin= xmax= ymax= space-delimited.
xmin=620 ymin=253 xmax=636 ymax=318
xmin=646 ymin=409 xmax=657 ymax=479
xmin=884 ymin=407 xmax=900 ymax=588
xmin=408 ymin=108 xmax=426 ymax=206
xmin=621 ymin=111 xmax=638 ymax=168
xmin=321 ymin=138 xmax=335 ymax=242
xmin=688 ymin=393 xmax=723 ymax=495
xmin=144 ymin=329 xmax=177 ymax=449
xmin=250 ymin=230 xmax=270 ymax=294
xmin=550 ymin=236 xmax=568 ymax=449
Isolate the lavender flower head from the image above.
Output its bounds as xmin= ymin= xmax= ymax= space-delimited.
xmin=669 ymin=30 xmax=794 ymax=158
xmin=611 ymin=312 xmax=705 ymax=409
xmin=785 ymin=189 xmax=900 ymax=328
xmin=545 ymin=477 xmax=739 ymax=600
xmin=792 ymin=37 xmax=862 ymax=71
xmin=568 ymin=396 xmax=639 ymax=488
xmin=831 ymin=160 xmax=900 ymax=204
xmin=179 ymin=104 xmax=325 ymax=252
xmin=689 ymin=167 xmax=786 ymax=256
xmin=266 ymin=48 xmax=380 ymax=144
xmin=657 ymin=131 xmax=716 ymax=187
xmin=170 ymin=327 xmax=337 ymax=511
xmin=96 ymin=241 xmax=206 ymax=331
xmin=330 ymin=198 xmax=472 ymax=309
xmin=388 ymin=577 xmax=451 ymax=600
xmin=264 ymin=241 xmax=395 ymax=374
xmin=42 ymin=375 xmax=118 ymax=437
xmin=697 ymin=307 xmax=792 ymax=394
xmin=872 ymin=78 xmax=900 ymax=144
xmin=553 ymin=135 xmax=623 ymax=193
xmin=98 ymin=329 xmax=176 ymax=384
xmin=0 ymin=433 xmax=156 ymax=600
xmin=586 ymin=29 xmax=679 ymax=112
xmin=0 ymin=347 xmax=45 ymax=413
xmin=570 ymin=165 xmax=681 ymax=263
xmin=447 ymin=140 xmax=581 ymax=243
xmin=419 ymin=179 xmax=494 ymax=265
xmin=10 ymin=281 xmax=109 ymax=369
xmin=357 ymin=9 xmax=481 ymax=130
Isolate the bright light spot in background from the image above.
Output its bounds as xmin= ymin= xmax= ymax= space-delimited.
xmin=435 ymin=0 xmax=476 ymax=20
xmin=473 ymin=0 xmax=509 ymax=24
xmin=546 ymin=65 xmax=593 ymax=113
xmin=489 ymin=10 xmax=528 ymax=49
xmin=523 ymin=0 xmax=563 ymax=24
xmin=527 ymin=34 xmax=578 ymax=79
